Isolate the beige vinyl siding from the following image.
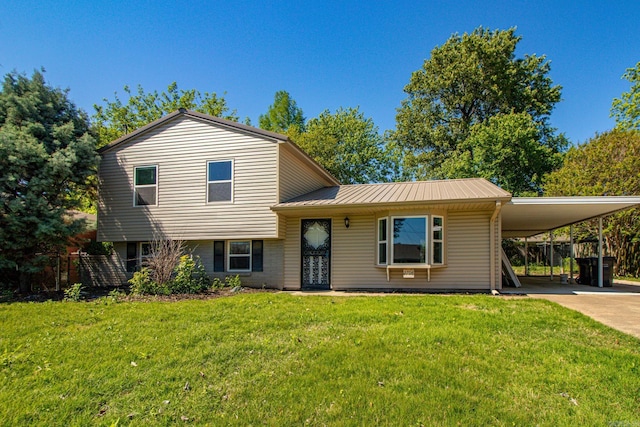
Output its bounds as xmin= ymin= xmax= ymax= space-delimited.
xmin=282 ymin=210 xmax=493 ymax=290
xmin=278 ymin=145 xmax=332 ymax=202
xmin=98 ymin=116 xmax=279 ymax=242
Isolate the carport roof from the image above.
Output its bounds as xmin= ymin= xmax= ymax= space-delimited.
xmin=502 ymin=197 xmax=640 ymax=238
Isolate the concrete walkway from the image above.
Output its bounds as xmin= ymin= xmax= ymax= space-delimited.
xmin=501 ymin=277 xmax=640 ymax=339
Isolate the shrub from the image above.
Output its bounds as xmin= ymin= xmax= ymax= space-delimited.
xmin=170 ymin=255 xmax=210 ymax=294
xmin=225 ymin=274 xmax=242 ymax=289
xmin=144 ymin=238 xmax=186 ymax=285
xmin=211 ymin=274 xmax=242 ymax=291
xmin=129 ymin=268 xmax=169 ymax=295
xmin=63 ymin=283 xmax=83 ymax=302
xmin=84 ymin=241 xmax=114 ymax=256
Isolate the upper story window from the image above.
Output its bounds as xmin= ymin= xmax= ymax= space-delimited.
xmin=207 ymin=160 xmax=233 ymax=203
xmin=134 ymin=165 xmax=157 ymax=206
xmin=392 ymin=216 xmax=427 ymax=264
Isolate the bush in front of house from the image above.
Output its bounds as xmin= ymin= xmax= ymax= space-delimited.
xmin=128 ymin=255 xmax=236 ymax=295
xmin=129 ymin=267 xmax=170 ymax=295
xmin=171 ymin=255 xmax=211 ymax=294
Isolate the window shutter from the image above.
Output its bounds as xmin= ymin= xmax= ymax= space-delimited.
xmin=214 ymin=241 xmax=225 ymax=272
xmin=252 ymin=240 xmax=263 ymax=272
xmin=126 ymin=242 xmax=138 ymax=272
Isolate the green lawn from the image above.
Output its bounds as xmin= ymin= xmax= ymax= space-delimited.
xmin=1 ymin=293 xmax=639 ymax=426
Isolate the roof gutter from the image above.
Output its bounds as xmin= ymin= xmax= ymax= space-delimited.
xmin=489 ymin=201 xmax=502 ymax=292
xmin=271 ymin=196 xmax=512 ymax=213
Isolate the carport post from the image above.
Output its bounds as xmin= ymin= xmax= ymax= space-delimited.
xmin=549 ymin=230 xmax=554 ymax=280
xmin=524 ymin=237 xmax=529 ymax=276
xmin=570 ymin=225 xmax=574 ymax=283
xmin=598 ymin=216 xmax=603 ymax=288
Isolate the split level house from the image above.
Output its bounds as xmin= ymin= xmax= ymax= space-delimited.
xmin=98 ymin=109 xmax=640 ymax=291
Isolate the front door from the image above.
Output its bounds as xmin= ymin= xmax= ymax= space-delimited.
xmin=301 ymin=219 xmax=331 ymax=289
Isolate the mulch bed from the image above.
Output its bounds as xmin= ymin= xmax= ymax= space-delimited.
xmin=1 ymin=286 xmax=275 ymax=303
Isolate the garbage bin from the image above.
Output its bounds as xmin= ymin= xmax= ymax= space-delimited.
xmin=575 ymin=258 xmax=592 ymax=285
xmin=588 ymin=256 xmax=616 ymax=287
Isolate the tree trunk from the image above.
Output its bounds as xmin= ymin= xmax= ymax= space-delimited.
xmin=19 ymin=270 xmax=31 ymax=294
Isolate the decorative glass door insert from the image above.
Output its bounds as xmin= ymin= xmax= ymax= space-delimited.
xmin=301 ymin=219 xmax=331 ymax=289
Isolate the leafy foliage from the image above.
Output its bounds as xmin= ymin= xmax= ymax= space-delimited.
xmin=84 ymin=241 xmax=113 ymax=256
xmin=291 ymin=107 xmax=393 ymax=184
xmin=129 ymin=254 xmax=213 ymax=295
xmin=259 ymin=90 xmax=305 ymax=133
xmin=63 ymin=283 xmax=84 ymax=302
xmin=446 ymin=112 xmax=565 ymax=195
xmin=0 ymin=70 xmax=99 ymax=290
xmin=544 ymin=129 xmax=640 ymax=276
xmin=394 ymin=27 xmax=566 ymax=192
xmin=129 ymin=267 xmax=169 ymax=295
xmin=611 ymin=61 xmax=640 ymax=131
xmin=172 ymin=255 xmax=211 ymax=294
xmin=92 ymin=82 xmax=238 ymax=147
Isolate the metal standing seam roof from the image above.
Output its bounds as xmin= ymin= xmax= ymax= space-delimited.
xmin=96 ymin=109 xmax=340 ymax=186
xmin=273 ymin=178 xmax=512 ymax=209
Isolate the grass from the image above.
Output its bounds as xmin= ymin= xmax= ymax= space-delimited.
xmin=1 ymin=293 xmax=639 ymax=426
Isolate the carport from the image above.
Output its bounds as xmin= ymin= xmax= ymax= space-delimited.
xmin=501 ymin=196 xmax=640 ymax=287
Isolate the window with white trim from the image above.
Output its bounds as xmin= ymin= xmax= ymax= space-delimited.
xmin=207 ymin=160 xmax=233 ymax=202
xmin=134 ymin=165 xmax=157 ymax=206
xmin=377 ymin=218 xmax=388 ymax=265
xmin=228 ymin=240 xmax=251 ymax=272
xmin=432 ymin=215 xmax=444 ymax=264
xmin=392 ymin=216 xmax=427 ymax=264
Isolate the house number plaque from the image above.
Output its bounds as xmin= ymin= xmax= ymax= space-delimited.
xmin=403 ymin=269 xmax=415 ymax=279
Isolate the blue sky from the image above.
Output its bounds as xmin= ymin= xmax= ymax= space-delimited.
xmin=1 ymin=1 xmax=638 ymax=144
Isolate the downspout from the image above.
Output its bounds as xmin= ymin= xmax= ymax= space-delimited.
xmin=490 ymin=201 xmax=502 ymax=292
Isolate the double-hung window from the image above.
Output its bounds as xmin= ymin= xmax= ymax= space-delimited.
xmin=207 ymin=160 xmax=233 ymax=202
xmin=228 ymin=241 xmax=251 ymax=272
xmin=377 ymin=218 xmax=388 ymax=265
xmin=134 ymin=165 xmax=157 ymax=206
xmin=432 ymin=216 xmax=444 ymax=264
xmin=391 ymin=216 xmax=427 ymax=264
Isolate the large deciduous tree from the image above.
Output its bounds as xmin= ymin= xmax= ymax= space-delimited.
xmin=259 ymin=90 xmax=305 ymax=133
xmin=291 ymin=107 xmax=391 ymax=184
xmin=0 ymin=70 xmax=99 ymax=291
xmin=395 ymin=27 xmax=567 ymax=194
xmin=544 ymin=129 xmax=640 ymax=277
xmin=611 ymin=61 xmax=640 ymax=131
xmin=93 ymin=82 xmax=238 ymax=147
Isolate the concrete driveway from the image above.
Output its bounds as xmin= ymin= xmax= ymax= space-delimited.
xmin=501 ymin=277 xmax=640 ymax=339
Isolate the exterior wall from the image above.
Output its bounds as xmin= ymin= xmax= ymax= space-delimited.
xmin=190 ymin=239 xmax=284 ymax=288
xmin=98 ymin=116 xmax=279 ymax=242
xmin=283 ymin=210 xmax=493 ymax=290
xmin=278 ymin=145 xmax=332 ymax=202
xmin=111 ymin=240 xmax=284 ymax=289
xmin=493 ymin=210 xmax=503 ymax=290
